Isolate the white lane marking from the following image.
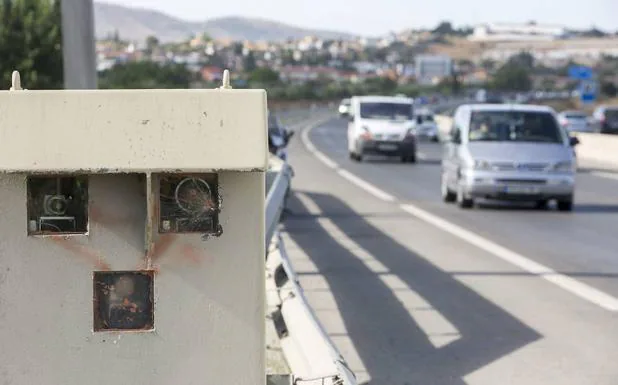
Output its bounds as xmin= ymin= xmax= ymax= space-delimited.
xmin=337 ymin=169 xmax=396 ymax=202
xmin=399 ymin=204 xmax=618 ymax=312
xmin=301 ymin=119 xmax=395 ymax=201
xmin=417 ymin=152 xmax=427 ymax=160
xmin=296 ymin=192 xmax=460 ymax=349
xmin=591 ymin=171 xmax=618 ymax=181
xmin=302 ymin=120 xmax=618 ymax=312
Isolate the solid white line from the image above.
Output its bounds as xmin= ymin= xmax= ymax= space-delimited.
xmin=315 ymin=151 xmax=338 ymax=169
xmin=399 ymin=204 xmax=618 ymax=312
xmin=301 ymin=119 xmax=618 ymax=312
xmin=337 ymin=169 xmax=396 ymax=202
xmin=591 ymin=171 xmax=618 ymax=181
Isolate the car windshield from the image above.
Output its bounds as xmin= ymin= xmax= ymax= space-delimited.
xmin=360 ymin=102 xmax=413 ymax=120
xmin=468 ymin=110 xmax=563 ymax=143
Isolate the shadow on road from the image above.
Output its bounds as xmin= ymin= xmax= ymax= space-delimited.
xmin=284 ymin=191 xmax=541 ymax=385
xmin=474 ymin=201 xmax=618 ymax=213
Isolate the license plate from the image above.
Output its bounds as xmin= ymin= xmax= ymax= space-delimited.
xmin=378 ymin=144 xmax=398 ymax=151
xmin=504 ymin=185 xmax=539 ymax=194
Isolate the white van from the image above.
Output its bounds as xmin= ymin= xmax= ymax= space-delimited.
xmin=347 ymin=96 xmax=417 ymax=163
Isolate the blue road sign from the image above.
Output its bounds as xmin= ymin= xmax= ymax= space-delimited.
xmin=568 ymin=65 xmax=593 ymax=80
xmin=579 ymin=79 xmax=597 ymax=104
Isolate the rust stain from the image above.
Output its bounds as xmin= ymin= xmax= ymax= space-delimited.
xmin=49 ymin=237 xmax=111 ymax=271
xmin=179 ymin=244 xmax=213 ymax=265
xmin=150 ymin=233 xmax=177 ymax=261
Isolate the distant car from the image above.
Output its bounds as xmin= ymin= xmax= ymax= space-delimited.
xmin=441 ymin=104 xmax=578 ymax=211
xmin=591 ymin=105 xmax=618 ymax=134
xmin=347 ymin=95 xmax=417 ymax=163
xmin=338 ymin=98 xmax=351 ymax=117
xmin=413 ymin=108 xmax=439 ymax=142
xmin=557 ymin=110 xmax=592 ymax=133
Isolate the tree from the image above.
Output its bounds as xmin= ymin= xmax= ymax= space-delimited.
xmin=0 ymin=0 xmax=63 ymax=89
xmin=98 ymin=62 xmax=192 ymax=89
xmin=248 ymin=67 xmax=279 ymax=86
xmin=243 ymin=50 xmax=256 ymax=72
xmin=492 ymin=62 xmax=532 ymax=92
xmin=601 ymin=81 xmax=617 ymax=97
xmin=145 ymin=35 xmax=159 ymax=55
xmin=507 ymin=52 xmax=535 ymax=70
xmin=432 ymin=21 xmax=455 ymax=35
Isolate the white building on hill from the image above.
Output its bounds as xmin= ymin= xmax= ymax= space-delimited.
xmin=469 ymin=22 xmax=567 ymax=42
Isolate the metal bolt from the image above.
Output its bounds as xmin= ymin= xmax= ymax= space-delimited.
xmin=219 ymin=69 xmax=232 ymax=89
xmin=10 ymin=70 xmax=23 ymax=91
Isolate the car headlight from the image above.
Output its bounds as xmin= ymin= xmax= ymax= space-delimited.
xmin=553 ymin=161 xmax=574 ymax=172
xmin=472 ymin=159 xmax=492 ymax=170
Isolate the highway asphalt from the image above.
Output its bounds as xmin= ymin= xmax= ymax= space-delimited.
xmin=279 ymin=114 xmax=618 ymax=385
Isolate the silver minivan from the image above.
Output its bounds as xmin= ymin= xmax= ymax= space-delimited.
xmin=441 ymin=104 xmax=579 ymax=211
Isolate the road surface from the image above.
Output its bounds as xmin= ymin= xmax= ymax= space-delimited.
xmin=280 ymin=115 xmax=618 ymax=385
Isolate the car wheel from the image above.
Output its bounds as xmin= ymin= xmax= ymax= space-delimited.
xmin=456 ymin=183 xmax=474 ymax=209
xmin=557 ymin=199 xmax=573 ymax=212
xmin=349 ymin=151 xmax=356 ymax=160
xmin=441 ymin=175 xmax=456 ymax=203
xmin=409 ymin=153 xmax=417 ymax=163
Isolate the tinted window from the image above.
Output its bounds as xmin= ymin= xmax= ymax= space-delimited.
xmin=605 ymin=109 xmax=618 ymax=120
xmin=468 ymin=110 xmax=563 ymax=144
xmin=360 ymin=102 xmax=413 ymax=120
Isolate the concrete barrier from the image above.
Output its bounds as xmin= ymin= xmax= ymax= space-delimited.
xmin=572 ymin=132 xmax=618 ymax=170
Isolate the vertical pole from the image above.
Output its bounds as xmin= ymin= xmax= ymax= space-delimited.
xmin=60 ymin=0 xmax=97 ymax=89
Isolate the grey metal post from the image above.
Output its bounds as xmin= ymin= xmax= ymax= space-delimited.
xmin=60 ymin=0 xmax=97 ymax=89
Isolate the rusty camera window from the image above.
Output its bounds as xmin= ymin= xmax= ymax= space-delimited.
xmin=158 ymin=174 xmax=220 ymax=234
xmin=93 ymin=271 xmax=154 ymax=332
xmin=27 ymin=176 xmax=89 ymax=235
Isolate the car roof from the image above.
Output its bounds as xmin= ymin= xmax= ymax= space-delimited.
xmin=463 ymin=103 xmax=556 ymax=113
xmin=561 ymin=110 xmax=586 ymax=115
xmin=353 ymin=95 xmax=413 ymax=104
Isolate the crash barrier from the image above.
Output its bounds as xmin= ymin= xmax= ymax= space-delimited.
xmin=570 ymin=132 xmax=618 ymax=169
xmin=434 ymin=114 xmax=618 ymax=170
xmin=264 ymin=114 xmax=358 ymax=385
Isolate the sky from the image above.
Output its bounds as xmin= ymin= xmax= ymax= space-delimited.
xmin=103 ymin=0 xmax=617 ymax=36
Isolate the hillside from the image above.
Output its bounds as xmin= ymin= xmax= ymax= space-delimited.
xmin=94 ymin=2 xmax=357 ymax=43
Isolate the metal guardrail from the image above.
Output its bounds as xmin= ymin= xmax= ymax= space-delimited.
xmin=265 ymin=155 xmax=294 ymax=253
xmin=264 ymin=113 xmax=357 ymax=385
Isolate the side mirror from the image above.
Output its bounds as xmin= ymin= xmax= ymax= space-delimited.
xmin=569 ymin=136 xmax=580 ymax=146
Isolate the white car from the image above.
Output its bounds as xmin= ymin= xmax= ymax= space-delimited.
xmin=557 ymin=110 xmax=592 ymax=133
xmin=338 ymin=98 xmax=351 ymax=117
xmin=347 ymin=95 xmax=417 ymax=163
xmin=414 ymin=108 xmax=439 ymax=141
